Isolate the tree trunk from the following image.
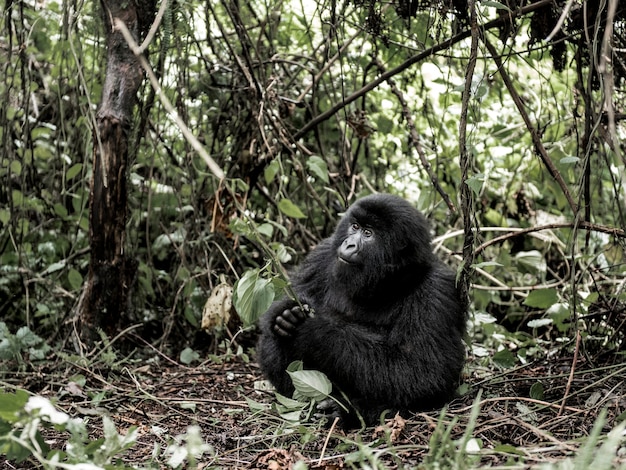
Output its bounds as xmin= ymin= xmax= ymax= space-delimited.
xmin=79 ymin=0 xmax=154 ymax=345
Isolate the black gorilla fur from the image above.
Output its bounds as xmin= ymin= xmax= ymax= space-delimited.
xmin=257 ymin=194 xmax=467 ymax=426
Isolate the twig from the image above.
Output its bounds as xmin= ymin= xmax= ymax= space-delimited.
xmin=558 ymin=330 xmax=581 ymax=416
xmin=473 ymin=221 xmax=626 ymax=256
xmin=318 ymin=417 xmax=340 ymax=466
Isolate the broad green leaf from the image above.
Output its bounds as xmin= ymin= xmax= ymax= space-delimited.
xmin=527 ymin=318 xmax=553 ymax=328
xmin=0 ymin=389 xmax=29 ymax=422
xmin=275 ymin=393 xmax=306 ymax=408
xmin=306 ymin=156 xmax=329 ymax=184
xmin=465 ymin=175 xmax=484 ymax=196
xmin=524 ymin=288 xmax=558 ymax=309
xmin=288 ymin=369 xmax=332 ymax=400
xmin=515 ymin=250 xmax=547 ymax=273
xmin=0 ymin=209 xmax=9 ymax=225
xmin=530 ymin=381 xmax=544 ymax=400
xmin=15 ymin=327 xmax=42 ymax=347
xmin=257 ymin=223 xmax=274 ymax=238
xmin=482 ymin=0 xmax=511 ymax=11
xmin=54 ymin=203 xmax=68 ymax=218
xmin=68 ymin=268 xmax=83 ymax=291
xmin=287 ymin=360 xmax=304 ymax=372
xmin=42 ymin=260 xmax=66 ymax=275
xmin=492 ymin=348 xmax=516 ymax=368
xmin=10 ymin=160 xmax=22 ymax=176
xmin=180 ymin=347 xmax=200 ymax=365
xmin=264 ymin=159 xmax=280 ymax=184
xmin=66 ymin=163 xmax=83 ymax=180
xmin=245 ymin=396 xmax=271 ymax=412
xmin=547 ymin=303 xmax=571 ymax=332
xmin=278 ymin=198 xmax=306 ymax=219
xmin=560 ymin=156 xmax=580 ymax=164
xmin=233 ymin=269 xmax=275 ymax=326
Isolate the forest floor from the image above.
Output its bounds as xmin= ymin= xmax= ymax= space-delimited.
xmin=2 ymin=348 xmax=626 ymax=469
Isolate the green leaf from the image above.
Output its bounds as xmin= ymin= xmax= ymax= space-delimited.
xmin=264 ymin=159 xmax=280 ymax=184
xmin=482 ymin=0 xmax=511 ymax=11
xmin=0 ymin=209 xmax=9 ymax=225
xmin=288 ymin=369 xmax=332 ymax=400
xmin=67 ymin=268 xmax=83 ymax=291
xmin=527 ymin=318 xmax=552 ymax=328
xmin=493 ymin=349 xmax=516 ymax=368
xmin=278 ymin=198 xmax=306 ymax=219
xmin=275 ymin=393 xmax=306 ymax=409
xmin=245 ymin=396 xmax=271 ymax=412
xmin=524 ymin=288 xmax=558 ymax=309
xmin=471 ymin=261 xmax=502 ymax=269
xmin=42 ymin=260 xmax=66 ymax=275
xmin=233 ymin=269 xmax=275 ymax=326
xmin=257 ymin=223 xmax=274 ymax=238
xmin=10 ymin=160 xmax=22 ymax=176
xmin=53 ymin=203 xmax=68 ymax=218
xmin=560 ymin=156 xmax=580 ymax=164
xmin=465 ymin=175 xmax=484 ymax=196
xmin=0 ymin=389 xmax=29 ymax=422
xmin=66 ymin=163 xmax=83 ymax=180
xmin=306 ymin=156 xmax=329 ymax=184
xmin=493 ymin=444 xmax=525 ymax=456
xmin=180 ymin=347 xmax=200 ymax=365
xmin=15 ymin=327 xmax=42 ymax=347
xmin=529 ymin=381 xmax=544 ymax=400
xmin=515 ymin=250 xmax=546 ymax=273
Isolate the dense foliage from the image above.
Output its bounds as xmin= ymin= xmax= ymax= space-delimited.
xmin=1 ymin=1 xmax=626 ymax=467
xmin=1 ymin=0 xmax=625 ymax=359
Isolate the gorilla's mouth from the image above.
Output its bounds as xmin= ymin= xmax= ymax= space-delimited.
xmin=337 ymin=256 xmax=354 ymax=265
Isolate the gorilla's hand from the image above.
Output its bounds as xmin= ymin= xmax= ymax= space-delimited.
xmin=315 ymin=398 xmax=344 ymax=426
xmin=273 ymin=304 xmax=314 ymax=338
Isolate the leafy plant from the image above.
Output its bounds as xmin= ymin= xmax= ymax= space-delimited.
xmin=0 ymin=390 xmax=138 ymax=469
xmin=0 ymin=322 xmax=51 ymax=364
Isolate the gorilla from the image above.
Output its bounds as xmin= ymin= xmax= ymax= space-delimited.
xmin=256 ymin=194 xmax=467 ymax=426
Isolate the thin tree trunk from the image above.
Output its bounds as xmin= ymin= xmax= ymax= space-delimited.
xmin=78 ymin=0 xmax=154 ymax=345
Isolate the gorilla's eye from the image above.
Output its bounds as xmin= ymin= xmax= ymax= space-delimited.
xmin=351 ymin=223 xmax=360 ymax=231
xmin=363 ymin=228 xmax=373 ymax=237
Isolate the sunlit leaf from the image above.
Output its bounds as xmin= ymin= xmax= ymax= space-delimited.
xmin=483 ymin=0 xmax=511 ymax=11
xmin=465 ymin=175 xmax=484 ymax=196
xmin=180 ymin=347 xmax=200 ymax=365
xmin=66 ymin=163 xmax=83 ymax=180
xmin=515 ymin=250 xmax=547 ymax=273
xmin=493 ymin=349 xmax=516 ymax=368
xmin=278 ymin=198 xmax=306 ymax=219
xmin=288 ymin=369 xmax=332 ymax=400
xmin=264 ymin=159 xmax=280 ymax=184
xmin=233 ymin=269 xmax=275 ymax=326
xmin=527 ymin=318 xmax=553 ymax=328
xmin=524 ymin=288 xmax=557 ymax=309
xmin=306 ymin=156 xmax=329 ymax=184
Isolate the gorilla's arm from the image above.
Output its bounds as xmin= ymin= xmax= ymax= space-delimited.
xmin=293 ymin=269 xmax=464 ymax=416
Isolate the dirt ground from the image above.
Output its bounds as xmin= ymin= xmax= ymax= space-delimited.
xmin=2 ymin=349 xmax=626 ymax=469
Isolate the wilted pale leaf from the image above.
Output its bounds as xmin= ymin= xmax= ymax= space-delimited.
xmin=201 ymin=282 xmax=233 ymax=332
